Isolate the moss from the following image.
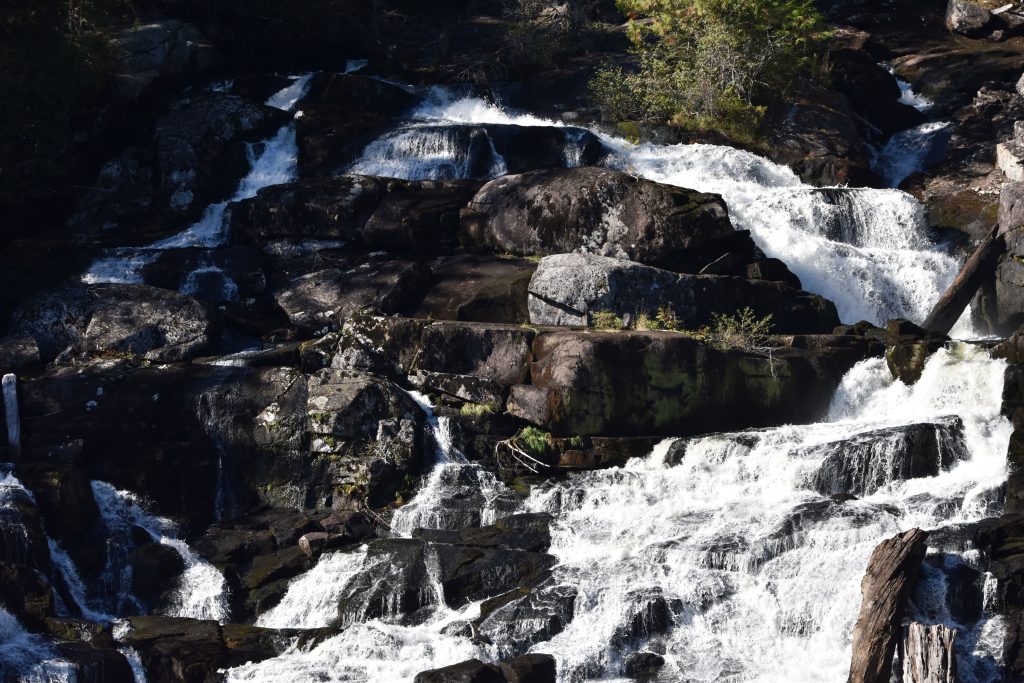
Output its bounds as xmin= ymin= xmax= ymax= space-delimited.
xmin=591 ymin=310 xmax=625 ymax=331
xmin=460 ymin=401 xmax=500 ymax=417
xmin=516 ymin=426 xmax=550 ymax=458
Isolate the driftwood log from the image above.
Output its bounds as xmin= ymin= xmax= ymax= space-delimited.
xmin=849 ymin=528 xmax=929 ymax=683
xmin=902 ymin=622 xmax=957 ymax=683
xmin=922 ymin=225 xmax=1003 ymax=335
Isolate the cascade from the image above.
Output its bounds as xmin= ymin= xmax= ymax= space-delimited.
xmin=346 ymin=90 xmax=969 ymax=330
xmin=222 ymin=344 xmax=1010 ymax=682
xmin=82 ymin=73 xmax=314 ymax=287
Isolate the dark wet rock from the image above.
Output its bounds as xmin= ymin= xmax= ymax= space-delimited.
xmin=305 ymin=368 xmax=427 ymax=508
xmin=13 ymin=463 xmax=99 ymax=539
xmin=414 ymin=659 xmax=505 ymax=683
xmin=55 ymin=641 xmax=135 ymax=683
xmin=10 ymin=283 xmax=212 ymax=364
xmin=412 ymin=513 xmax=552 ymax=553
xmin=978 ymin=514 xmax=1024 ymax=676
xmin=297 ymin=531 xmax=354 ymax=559
xmin=130 ymin=543 xmax=185 ymax=606
xmin=412 ymin=255 xmax=537 ymax=325
xmin=500 ymin=653 xmax=557 ymax=683
xmin=436 ymin=544 xmax=558 ymax=607
xmin=769 ymin=87 xmax=876 ymax=187
xmin=527 ymin=253 xmax=840 ymax=333
xmin=461 ymin=167 xmax=751 ymax=273
xmin=71 ymin=92 xmax=289 ymax=243
xmin=510 ymin=329 xmax=878 ymax=437
xmin=849 ymin=528 xmax=929 ymax=683
xmin=230 ymin=175 xmax=481 ymax=253
xmin=611 ymin=588 xmax=680 ymax=649
xmin=141 ymin=247 xmax=269 ymax=304
xmin=336 ymin=538 xmax=433 ymax=624
xmin=623 ymin=651 xmax=665 ymax=679
xmin=828 ymin=48 xmax=926 ymax=136
xmin=297 ymin=74 xmax=418 ymax=175
xmin=808 ymin=417 xmax=968 ymax=497
xmin=0 ymin=486 xmax=51 ymax=573
xmin=0 ymin=561 xmax=53 ymax=629
xmin=477 ymin=583 xmax=578 ymax=658
xmin=946 ymin=0 xmax=992 ymax=36
xmin=0 ymin=337 xmax=40 ymax=374
xmin=272 ymin=260 xmax=432 ymax=335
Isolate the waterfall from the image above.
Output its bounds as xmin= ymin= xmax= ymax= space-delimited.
xmin=221 ymin=343 xmax=1010 ymax=682
xmin=82 ymin=73 xmax=313 ymax=286
xmin=351 ymin=91 xmax=967 ymax=330
xmin=256 ymin=546 xmax=369 ymax=629
xmin=91 ymin=481 xmax=230 ymax=622
xmin=0 ymin=608 xmax=75 ymax=683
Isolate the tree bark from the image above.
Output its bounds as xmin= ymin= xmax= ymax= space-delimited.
xmin=903 ymin=622 xmax=957 ymax=683
xmin=849 ymin=528 xmax=929 ymax=683
xmin=922 ymin=225 xmax=1003 ymax=336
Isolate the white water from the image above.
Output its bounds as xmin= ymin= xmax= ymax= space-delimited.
xmin=91 ymin=481 xmax=229 ymax=622
xmin=256 ymin=546 xmax=369 ymax=629
xmin=0 ymin=608 xmax=75 ymax=683
xmin=82 ymin=73 xmax=313 ymax=286
xmin=223 ymin=344 xmax=1010 ymax=682
xmin=874 ymin=120 xmax=952 ymax=189
xmin=347 ymin=90 xmax=968 ymax=330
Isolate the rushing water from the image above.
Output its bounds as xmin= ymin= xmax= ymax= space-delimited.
xmin=82 ymin=73 xmax=314 ymax=287
xmin=223 ymin=344 xmax=1010 ymax=682
xmin=347 ymin=88 xmax=966 ymax=330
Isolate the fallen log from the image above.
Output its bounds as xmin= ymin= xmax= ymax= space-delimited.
xmin=922 ymin=224 xmax=1003 ymax=336
xmin=903 ymin=622 xmax=957 ymax=683
xmin=849 ymin=528 xmax=929 ymax=683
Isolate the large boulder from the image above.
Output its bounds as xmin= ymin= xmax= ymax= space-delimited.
xmin=271 ymin=259 xmax=432 ymax=335
xmin=460 ymin=167 xmax=752 ymax=273
xmin=769 ymin=87 xmax=876 ymax=187
xmin=230 ymin=175 xmax=481 ymax=251
xmin=828 ymin=48 xmax=925 ymax=136
xmin=945 ymin=0 xmax=992 ymax=36
xmin=12 ymin=463 xmax=100 ymax=539
xmin=526 ymin=253 xmax=840 ymax=333
xmin=808 ymin=417 xmax=969 ymax=497
xmin=508 ymin=329 xmax=876 ymax=437
xmin=111 ymin=20 xmax=219 ymax=102
xmin=10 ymin=283 xmax=213 ymax=363
xmin=413 ymin=255 xmax=537 ymax=324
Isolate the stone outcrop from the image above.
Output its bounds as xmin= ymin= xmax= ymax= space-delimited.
xmin=848 ymin=528 xmax=929 ymax=683
xmin=414 ymin=654 xmax=557 ymax=683
xmin=526 ymin=252 xmax=840 ymax=333
xmin=460 ymin=167 xmax=754 ymax=273
xmin=10 ymin=284 xmax=212 ymax=363
xmin=808 ymin=417 xmax=968 ymax=497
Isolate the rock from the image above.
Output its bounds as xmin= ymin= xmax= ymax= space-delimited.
xmin=510 ymin=330 xmax=875 ymax=437
xmin=297 ymin=531 xmax=353 ymax=559
xmin=414 ymin=659 xmax=505 ymax=683
xmin=417 ymin=323 xmax=535 ymax=388
xmin=0 ymin=484 xmax=51 ymax=572
xmin=435 ymin=544 xmax=558 ymax=607
xmin=0 ymin=337 xmax=40 ymax=373
xmin=412 ymin=513 xmax=552 ymax=553
xmin=55 ymin=641 xmax=135 ymax=683
xmin=769 ymin=87 xmax=876 ymax=187
xmin=807 ymin=417 xmax=969 ymax=497
xmin=10 ymin=284 xmax=212 ymax=363
xmin=271 ymin=260 xmax=432 ymax=335
xmin=477 ymin=583 xmax=578 ymax=658
xmin=848 ymin=528 xmax=929 ymax=683
xmin=413 ymin=255 xmax=537 ymax=324
xmin=13 ymin=463 xmax=99 ymax=539
xmin=946 ymin=0 xmax=992 ymax=36
xmin=828 ymin=48 xmax=926 ymax=135
xmin=111 ymin=20 xmax=218 ymax=101
xmin=902 ymin=622 xmax=957 ymax=683
xmin=0 ymin=562 xmax=53 ymax=629
xmin=305 ymin=369 xmax=427 ymax=507
xmin=296 ymin=74 xmax=419 ymax=175
xmin=230 ymin=175 xmax=481 ymax=252
xmin=141 ymin=247 xmax=269 ymax=304
xmin=336 ymin=538 xmax=433 ymax=623
xmin=997 ymin=140 xmax=1024 ymax=181
xmin=461 ymin=167 xmax=750 ymax=273
xmin=526 ymin=253 xmax=840 ymax=333
xmin=129 ymin=543 xmax=185 ymax=606
xmin=622 ymin=651 xmax=665 ymax=678
xmin=500 ymin=653 xmax=556 ymax=683
xmin=71 ymin=92 xmax=289 ymax=242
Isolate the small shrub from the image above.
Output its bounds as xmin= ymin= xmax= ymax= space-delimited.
xmin=516 ymin=426 xmax=550 ymax=458
xmin=460 ymin=402 xmax=500 ymax=417
xmin=592 ymin=310 xmax=625 ymax=330
xmin=705 ymin=307 xmax=774 ymax=351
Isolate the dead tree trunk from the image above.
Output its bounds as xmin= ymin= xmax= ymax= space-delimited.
xmin=849 ymin=528 xmax=929 ymax=683
xmin=903 ymin=622 xmax=957 ymax=683
xmin=922 ymin=225 xmax=1003 ymax=336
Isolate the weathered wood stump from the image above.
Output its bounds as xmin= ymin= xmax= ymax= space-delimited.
xmin=848 ymin=528 xmax=929 ymax=683
xmin=903 ymin=622 xmax=957 ymax=683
